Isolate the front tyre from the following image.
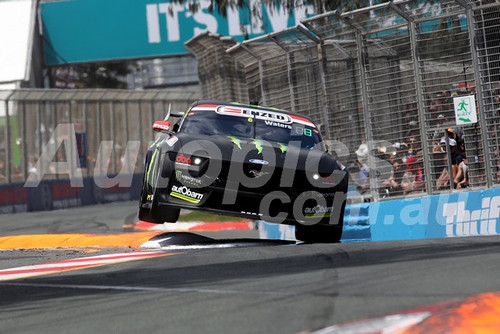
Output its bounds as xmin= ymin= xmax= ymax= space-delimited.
xmin=295 ymin=224 xmax=343 ymax=243
xmin=139 ymin=147 xmax=180 ymax=223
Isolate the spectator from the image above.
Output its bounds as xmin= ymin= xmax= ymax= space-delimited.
xmin=28 ymin=155 xmax=38 ymax=174
xmin=374 ymin=147 xmax=399 ymax=198
xmin=436 ymin=166 xmax=450 ymax=190
xmin=391 ymin=143 xmax=407 ymax=196
xmin=405 ymin=121 xmax=420 ymax=156
xmin=454 ymin=127 xmax=466 ymax=161
xmin=436 ymin=154 xmax=451 ymax=190
xmin=352 ymin=143 xmax=370 ymax=194
xmin=0 ymin=159 xmax=6 ymax=182
xmin=432 ymin=114 xmax=446 ymax=152
xmin=440 ymin=128 xmax=458 ymax=179
xmin=401 ymin=151 xmax=425 ymax=195
xmin=454 ymin=156 xmax=469 ymax=189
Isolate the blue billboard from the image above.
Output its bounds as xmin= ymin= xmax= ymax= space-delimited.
xmin=41 ymin=0 xmax=314 ymax=65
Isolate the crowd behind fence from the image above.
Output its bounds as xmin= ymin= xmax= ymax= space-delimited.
xmin=187 ymin=0 xmax=500 ymax=201
xmin=0 ymin=89 xmax=200 ymax=185
xmin=1 ymin=0 xmax=500 ymax=205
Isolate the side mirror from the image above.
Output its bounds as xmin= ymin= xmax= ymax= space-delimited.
xmin=152 ymin=121 xmax=171 ymax=133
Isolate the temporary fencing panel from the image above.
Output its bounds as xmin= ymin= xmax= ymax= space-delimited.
xmin=0 ymin=89 xmax=200 ymax=185
xmin=187 ymin=0 xmax=500 ymax=201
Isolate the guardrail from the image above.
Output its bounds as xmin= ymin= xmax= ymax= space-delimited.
xmin=259 ymin=186 xmax=500 ymax=242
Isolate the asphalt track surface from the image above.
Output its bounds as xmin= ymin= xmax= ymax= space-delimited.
xmin=1 ymin=201 xmax=500 ymax=333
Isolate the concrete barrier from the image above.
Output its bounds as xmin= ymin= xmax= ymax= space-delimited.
xmin=259 ymin=188 xmax=500 ymax=242
xmin=0 ymin=174 xmax=142 ymax=214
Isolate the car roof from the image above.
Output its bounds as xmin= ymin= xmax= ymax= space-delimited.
xmin=189 ymin=100 xmax=316 ymax=122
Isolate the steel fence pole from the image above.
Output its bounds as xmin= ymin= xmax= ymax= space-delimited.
xmin=355 ymin=30 xmax=378 ymax=202
xmin=390 ymin=2 xmax=433 ymax=194
xmin=97 ymin=95 xmax=103 ymax=176
xmin=458 ymin=0 xmax=493 ymax=187
xmin=241 ymin=44 xmax=266 ymax=105
xmin=83 ymin=99 xmax=89 ymax=177
xmin=21 ymin=101 xmax=27 ymax=181
xmin=53 ymin=91 xmax=64 ymax=179
xmin=298 ymin=25 xmax=332 ymax=141
xmin=110 ymin=100 xmax=116 ymax=174
xmin=4 ymin=91 xmax=14 ymax=183
xmin=269 ymin=35 xmax=296 ymax=113
xmin=330 ymin=10 xmax=378 ymax=200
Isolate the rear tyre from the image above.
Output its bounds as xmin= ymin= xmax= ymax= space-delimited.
xmin=295 ymin=224 xmax=342 ymax=243
xmin=138 ymin=152 xmax=163 ymax=223
xmin=154 ymin=206 xmax=180 ymax=223
xmin=138 ymin=148 xmax=180 ymax=223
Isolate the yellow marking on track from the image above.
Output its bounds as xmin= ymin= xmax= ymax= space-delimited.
xmin=0 ymin=232 xmax=163 ymax=249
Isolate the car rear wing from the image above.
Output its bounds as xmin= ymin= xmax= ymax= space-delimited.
xmin=164 ymin=104 xmax=185 ymax=121
xmin=171 ymin=110 xmax=185 ymax=118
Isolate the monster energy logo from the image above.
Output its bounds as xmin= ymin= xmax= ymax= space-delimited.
xmin=175 ymin=170 xmax=202 ymax=186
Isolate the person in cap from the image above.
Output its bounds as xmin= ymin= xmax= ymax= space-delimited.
xmin=352 ymin=143 xmax=370 ymax=193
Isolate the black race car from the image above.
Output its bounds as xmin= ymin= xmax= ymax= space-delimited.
xmin=138 ymin=101 xmax=348 ymax=242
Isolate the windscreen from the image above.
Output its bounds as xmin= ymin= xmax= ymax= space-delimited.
xmin=179 ymin=106 xmax=324 ymax=150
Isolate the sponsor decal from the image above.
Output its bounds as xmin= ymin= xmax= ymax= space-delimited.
xmin=166 ymin=136 xmax=179 ymax=146
xmin=170 ymin=185 xmax=203 ymax=204
xmin=216 ymin=106 xmax=293 ymax=124
xmin=442 ymin=196 xmax=500 ymax=236
xmin=175 ymin=153 xmax=191 ymax=165
xmin=264 ymin=120 xmax=292 ymax=129
xmin=249 ymin=159 xmax=269 ymax=165
xmin=175 ymin=170 xmax=202 ymax=186
xmin=195 ymin=104 xmax=317 ymax=128
xmin=304 ymin=205 xmax=333 ymax=218
xmin=153 ymin=121 xmax=170 ymax=132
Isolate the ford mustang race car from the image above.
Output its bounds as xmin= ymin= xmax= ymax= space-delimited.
xmin=138 ymin=101 xmax=348 ymax=242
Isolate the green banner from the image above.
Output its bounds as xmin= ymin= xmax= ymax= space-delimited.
xmin=41 ymin=0 xmax=314 ymax=65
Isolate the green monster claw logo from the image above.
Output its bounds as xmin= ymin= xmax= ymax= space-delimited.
xmin=253 ymin=139 xmax=263 ymax=154
xmin=227 ymin=136 xmax=242 ymax=149
xmin=146 ymin=149 xmax=159 ymax=188
xmin=228 ymin=136 xmax=287 ymax=154
xmin=278 ymin=143 xmax=287 ymax=153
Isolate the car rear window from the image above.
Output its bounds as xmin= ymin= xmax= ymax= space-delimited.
xmin=179 ymin=108 xmax=324 ymax=150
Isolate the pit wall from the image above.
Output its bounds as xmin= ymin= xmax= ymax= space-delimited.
xmin=0 ymin=174 xmax=143 ymax=214
xmin=259 ymin=188 xmax=500 ymax=242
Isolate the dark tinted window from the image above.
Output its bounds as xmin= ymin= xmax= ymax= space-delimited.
xmin=180 ymin=110 xmax=324 ymax=150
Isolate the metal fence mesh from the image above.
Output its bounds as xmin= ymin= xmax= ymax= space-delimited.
xmin=0 ymin=89 xmax=200 ymax=184
xmin=187 ymin=0 xmax=500 ymax=201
